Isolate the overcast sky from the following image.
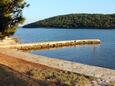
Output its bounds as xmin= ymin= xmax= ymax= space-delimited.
xmin=23 ymin=0 xmax=115 ymax=24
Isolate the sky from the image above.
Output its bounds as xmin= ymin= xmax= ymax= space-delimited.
xmin=23 ymin=0 xmax=115 ymax=24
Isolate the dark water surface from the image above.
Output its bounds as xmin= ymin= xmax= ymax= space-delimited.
xmin=14 ymin=28 xmax=115 ymax=69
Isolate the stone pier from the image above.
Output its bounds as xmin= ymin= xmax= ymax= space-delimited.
xmin=0 ymin=39 xmax=100 ymax=50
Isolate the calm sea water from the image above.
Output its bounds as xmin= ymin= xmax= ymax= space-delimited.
xmin=14 ymin=28 xmax=115 ymax=69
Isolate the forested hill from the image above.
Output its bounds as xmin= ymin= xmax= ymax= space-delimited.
xmin=23 ymin=14 xmax=115 ymax=29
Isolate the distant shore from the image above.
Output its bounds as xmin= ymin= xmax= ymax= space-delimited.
xmin=23 ymin=13 xmax=115 ymax=29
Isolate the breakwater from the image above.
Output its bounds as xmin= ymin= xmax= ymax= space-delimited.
xmin=0 ymin=39 xmax=100 ymax=50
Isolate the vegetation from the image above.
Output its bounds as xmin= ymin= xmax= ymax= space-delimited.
xmin=27 ymin=69 xmax=91 ymax=86
xmin=0 ymin=0 xmax=29 ymax=38
xmin=0 ymin=63 xmax=93 ymax=86
xmin=0 ymin=64 xmax=39 ymax=86
xmin=23 ymin=13 xmax=115 ymax=29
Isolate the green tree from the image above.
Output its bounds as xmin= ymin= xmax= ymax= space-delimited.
xmin=0 ymin=0 xmax=29 ymax=38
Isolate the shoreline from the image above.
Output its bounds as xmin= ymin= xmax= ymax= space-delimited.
xmin=22 ymin=27 xmax=115 ymax=31
xmin=0 ymin=48 xmax=115 ymax=82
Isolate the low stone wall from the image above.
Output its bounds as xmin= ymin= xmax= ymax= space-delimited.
xmin=0 ymin=49 xmax=115 ymax=82
xmin=0 ymin=39 xmax=100 ymax=50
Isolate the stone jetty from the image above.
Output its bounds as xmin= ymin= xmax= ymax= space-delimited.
xmin=0 ymin=39 xmax=100 ymax=50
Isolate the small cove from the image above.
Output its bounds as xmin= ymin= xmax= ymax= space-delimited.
xmin=14 ymin=28 xmax=115 ymax=69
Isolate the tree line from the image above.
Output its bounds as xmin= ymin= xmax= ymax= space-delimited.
xmin=23 ymin=14 xmax=115 ymax=29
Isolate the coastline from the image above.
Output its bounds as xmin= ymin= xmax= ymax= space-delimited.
xmin=0 ymin=48 xmax=115 ymax=82
xmin=0 ymin=49 xmax=96 ymax=86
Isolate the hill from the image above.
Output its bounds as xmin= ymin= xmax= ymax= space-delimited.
xmin=23 ymin=13 xmax=115 ymax=29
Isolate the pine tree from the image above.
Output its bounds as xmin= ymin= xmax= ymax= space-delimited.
xmin=0 ymin=0 xmax=29 ymax=38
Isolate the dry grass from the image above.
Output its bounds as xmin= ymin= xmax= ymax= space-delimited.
xmin=28 ymin=69 xmax=91 ymax=86
xmin=0 ymin=64 xmax=39 ymax=86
